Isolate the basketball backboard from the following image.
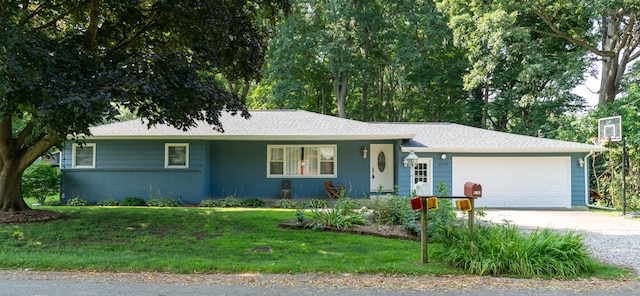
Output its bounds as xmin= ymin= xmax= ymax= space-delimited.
xmin=598 ymin=116 xmax=622 ymax=142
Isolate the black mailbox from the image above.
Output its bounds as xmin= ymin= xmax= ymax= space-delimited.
xmin=464 ymin=182 xmax=482 ymax=198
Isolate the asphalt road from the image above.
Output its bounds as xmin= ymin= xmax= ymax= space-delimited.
xmin=1 ymin=270 xmax=640 ymax=296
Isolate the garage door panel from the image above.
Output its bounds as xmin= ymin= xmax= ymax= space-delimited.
xmin=452 ymin=157 xmax=571 ymax=208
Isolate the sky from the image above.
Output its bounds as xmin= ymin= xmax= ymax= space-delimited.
xmin=571 ymin=71 xmax=600 ymax=109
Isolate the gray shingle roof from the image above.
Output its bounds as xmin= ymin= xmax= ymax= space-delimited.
xmin=88 ymin=110 xmax=413 ymax=140
xmin=87 ymin=110 xmax=603 ymax=153
xmin=374 ymin=122 xmax=604 ymax=153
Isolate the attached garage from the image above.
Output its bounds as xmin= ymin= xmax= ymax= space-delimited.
xmin=380 ymin=122 xmax=604 ymax=208
xmin=452 ymin=157 xmax=571 ymax=208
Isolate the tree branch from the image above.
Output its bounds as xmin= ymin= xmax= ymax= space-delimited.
xmin=15 ymin=122 xmax=34 ymax=149
xmin=19 ymin=0 xmax=50 ymax=25
xmin=33 ymin=1 xmax=88 ymax=31
xmin=82 ymin=0 xmax=101 ymax=51
xmin=527 ymin=1 xmax=614 ymax=57
xmin=0 ymin=118 xmax=11 ymax=143
xmin=18 ymin=133 xmax=59 ymax=173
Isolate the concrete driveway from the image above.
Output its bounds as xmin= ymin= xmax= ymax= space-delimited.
xmin=479 ymin=209 xmax=640 ymax=275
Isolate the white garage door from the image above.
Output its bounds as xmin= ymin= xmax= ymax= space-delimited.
xmin=452 ymin=157 xmax=571 ymax=208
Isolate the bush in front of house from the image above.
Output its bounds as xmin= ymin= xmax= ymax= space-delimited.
xmin=335 ymin=197 xmax=361 ymax=213
xmin=217 ymin=196 xmax=242 ymax=207
xmin=22 ymin=160 xmax=61 ymax=205
xmin=308 ymin=201 xmax=369 ymax=230
xmin=240 ymin=198 xmax=265 ymax=207
xmin=433 ymin=222 xmax=599 ymax=278
xmin=199 ymin=199 xmax=218 ymax=207
xmin=366 ymin=195 xmax=419 ymax=235
xmin=120 ymin=196 xmax=147 ymax=206
xmin=66 ymin=197 xmax=88 ymax=206
xmin=303 ymin=198 xmax=329 ymax=209
xmin=97 ymin=199 xmax=120 ymax=206
xmin=146 ymin=197 xmax=179 ymax=207
xmin=274 ymin=199 xmax=298 ymax=209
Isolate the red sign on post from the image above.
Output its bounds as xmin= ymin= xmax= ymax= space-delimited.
xmin=410 ymin=198 xmax=422 ymax=210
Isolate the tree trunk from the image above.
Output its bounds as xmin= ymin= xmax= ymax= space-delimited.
xmin=599 ymin=55 xmax=619 ymax=105
xmin=333 ymin=73 xmax=348 ymax=118
xmin=361 ymin=81 xmax=368 ymax=121
xmin=0 ymin=161 xmax=29 ymax=212
xmin=0 ymin=119 xmax=59 ymax=212
xmin=482 ymin=80 xmax=489 ymax=129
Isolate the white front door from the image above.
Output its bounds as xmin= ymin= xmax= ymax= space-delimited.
xmin=370 ymin=144 xmax=394 ymax=192
xmin=414 ymin=158 xmax=433 ymax=196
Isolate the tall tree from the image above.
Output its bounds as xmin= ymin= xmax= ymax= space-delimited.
xmin=441 ymin=0 xmax=640 ymax=105
xmin=0 ymin=0 xmax=289 ymax=212
xmin=259 ymin=0 xmax=468 ymax=122
xmin=438 ymin=0 xmax=589 ymax=133
xmin=527 ymin=0 xmax=640 ymax=105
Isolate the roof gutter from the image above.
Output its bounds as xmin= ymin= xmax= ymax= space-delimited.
xmin=401 ymin=147 xmax=606 ymax=154
xmin=583 ymin=150 xmax=616 ymax=210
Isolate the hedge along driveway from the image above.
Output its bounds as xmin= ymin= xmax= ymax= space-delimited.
xmin=479 ymin=210 xmax=640 ymax=275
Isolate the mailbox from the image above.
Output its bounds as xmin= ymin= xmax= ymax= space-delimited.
xmin=464 ymin=182 xmax=482 ymax=198
xmin=415 ymin=182 xmax=431 ymax=196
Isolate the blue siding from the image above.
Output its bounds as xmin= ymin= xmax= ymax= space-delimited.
xmin=60 ymin=138 xmax=589 ymax=207
xmin=61 ymin=140 xmax=204 ymax=204
xmin=208 ymin=140 xmax=395 ymax=198
xmin=61 ymin=139 xmax=399 ymax=202
xmin=571 ymin=154 xmax=587 ymax=206
xmin=398 ymin=152 xmax=452 ymax=197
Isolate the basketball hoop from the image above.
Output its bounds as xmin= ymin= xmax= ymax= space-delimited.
xmin=591 ymin=137 xmax=611 ymax=147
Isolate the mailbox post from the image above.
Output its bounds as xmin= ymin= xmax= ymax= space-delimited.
xmin=420 ymin=196 xmax=428 ymax=263
xmin=464 ymin=182 xmax=482 ymax=234
xmin=412 ymin=182 xmax=482 ymax=264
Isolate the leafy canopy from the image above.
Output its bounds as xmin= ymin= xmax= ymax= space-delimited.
xmin=0 ymin=0 xmax=290 ymax=142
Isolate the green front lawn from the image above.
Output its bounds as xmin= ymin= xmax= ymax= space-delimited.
xmin=0 ymin=207 xmax=455 ymax=274
xmin=0 ymin=207 xmax=630 ymax=278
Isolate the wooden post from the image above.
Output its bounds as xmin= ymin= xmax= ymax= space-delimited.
xmin=468 ymin=198 xmax=475 ymax=235
xmin=420 ymin=197 xmax=428 ymax=263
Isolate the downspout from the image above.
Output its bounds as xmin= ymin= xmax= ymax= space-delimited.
xmin=584 ymin=150 xmax=616 ymax=210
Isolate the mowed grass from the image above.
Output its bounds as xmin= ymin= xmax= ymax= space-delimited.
xmin=0 ymin=207 xmax=459 ymax=275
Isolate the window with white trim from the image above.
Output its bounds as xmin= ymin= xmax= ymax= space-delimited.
xmin=268 ymin=145 xmax=336 ymax=177
xmin=165 ymin=143 xmax=189 ymax=168
xmin=414 ymin=158 xmax=431 ymax=184
xmin=72 ymin=143 xmax=96 ymax=168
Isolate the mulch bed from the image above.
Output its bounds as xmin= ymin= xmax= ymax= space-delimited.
xmin=0 ymin=209 xmax=65 ymax=224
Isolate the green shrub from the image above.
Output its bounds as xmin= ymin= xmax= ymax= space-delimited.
xmin=240 ymin=198 xmax=265 ymax=207
xmin=274 ymin=199 xmax=298 ymax=209
xmin=217 ymin=196 xmax=242 ymax=207
xmin=368 ymin=196 xmax=419 ymax=235
xmin=433 ymin=222 xmax=599 ymax=278
xmin=199 ymin=199 xmax=219 ymax=207
xmin=336 ymin=197 xmax=361 ymax=213
xmin=96 ymin=199 xmax=120 ymax=206
xmin=44 ymin=200 xmax=62 ymax=206
xmin=146 ymin=197 xmax=178 ymax=207
xmin=22 ymin=160 xmax=61 ymax=205
xmin=303 ymin=198 xmax=329 ymax=209
xmin=427 ymin=181 xmax=458 ymax=234
xmin=120 ymin=197 xmax=147 ymax=206
xmin=295 ymin=209 xmax=306 ymax=223
xmin=66 ymin=197 xmax=88 ymax=206
xmin=309 ymin=207 xmax=369 ymax=229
